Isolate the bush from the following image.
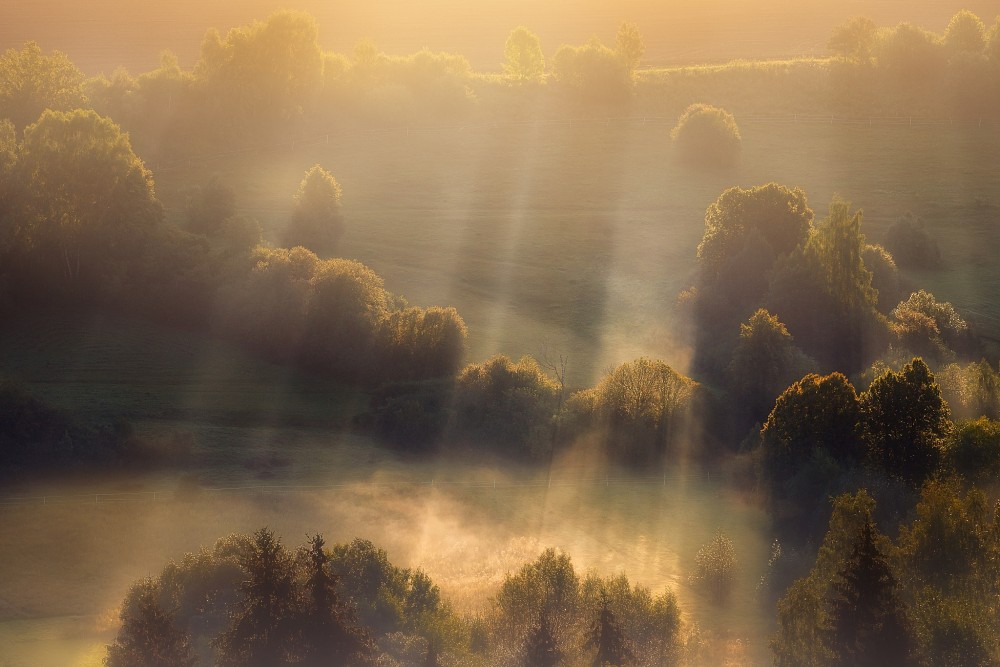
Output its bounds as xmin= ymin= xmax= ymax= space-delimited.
xmin=670 ymin=103 xmax=742 ymax=168
xmin=691 ymin=531 xmax=739 ymax=603
xmin=883 ymin=214 xmax=941 ymax=269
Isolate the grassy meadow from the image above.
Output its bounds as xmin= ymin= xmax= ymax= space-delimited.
xmin=152 ymin=114 xmax=1000 ymax=386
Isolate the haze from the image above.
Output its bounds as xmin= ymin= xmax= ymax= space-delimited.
xmin=1 ymin=0 xmax=996 ymax=73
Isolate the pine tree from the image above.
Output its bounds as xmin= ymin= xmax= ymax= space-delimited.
xmin=525 ymin=611 xmax=562 ymax=667
xmin=299 ymin=534 xmax=374 ymax=667
xmin=588 ymin=594 xmax=633 ymax=667
xmin=826 ymin=519 xmax=914 ymax=666
xmin=215 ymin=528 xmax=299 ymax=667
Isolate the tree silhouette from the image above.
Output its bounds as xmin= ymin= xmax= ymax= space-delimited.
xmin=588 ymin=594 xmax=633 ymax=667
xmin=503 ymin=27 xmax=545 ymax=82
xmin=105 ymin=578 xmax=196 ymax=667
xmin=826 ymin=519 xmax=915 ymax=666
xmin=524 ymin=611 xmax=562 ymax=667
xmin=861 ymin=357 xmax=949 ymax=484
xmin=284 ymin=164 xmax=344 ymax=254
xmin=298 ymin=534 xmax=374 ymax=667
xmin=215 ymin=528 xmax=298 ymax=667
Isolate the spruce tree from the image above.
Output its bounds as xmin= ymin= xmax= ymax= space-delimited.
xmin=826 ymin=519 xmax=914 ymax=666
xmin=525 ymin=611 xmax=562 ymax=667
xmin=588 ymin=594 xmax=633 ymax=667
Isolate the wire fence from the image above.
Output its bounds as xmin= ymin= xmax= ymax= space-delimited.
xmin=0 ymin=469 xmax=717 ymax=509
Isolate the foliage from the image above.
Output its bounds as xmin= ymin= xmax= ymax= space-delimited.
xmin=215 ymin=528 xmax=299 ymax=667
xmin=453 ymin=355 xmax=560 ymax=458
xmin=944 ymin=10 xmax=987 ymax=56
xmin=491 ymin=549 xmax=681 ymax=667
xmin=551 ymin=38 xmax=631 ymax=102
xmin=669 ymin=103 xmax=741 ymax=169
xmin=587 ymin=595 xmax=634 ymax=667
xmin=890 ymin=290 xmax=971 ymax=362
xmin=0 ymin=377 xmax=135 ymax=473
xmin=7 ymin=109 xmax=162 ymax=298
xmin=826 ymin=519 xmax=915 ymax=666
xmin=691 ymin=531 xmax=738 ymax=603
xmin=573 ymin=357 xmax=696 ymax=462
xmin=218 ymin=246 xmax=465 ymax=384
xmin=883 ymin=214 xmax=941 ymax=269
xmin=615 ymin=23 xmax=645 ymax=76
xmin=696 ymin=183 xmax=812 ymax=274
xmin=104 ymin=578 xmax=197 ymax=667
xmin=937 ymin=360 xmax=1000 ymax=421
xmin=729 ymin=309 xmax=815 ymax=421
xmin=761 ymin=372 xmax=863 ymax=487
xmin=828 ymin=16 xmax=879 ymax=64
xmin=283 ymin=164 xmax=345 ymax=253
xmin=860 ymin=357 xmax=950 ymax=484
xmin=945 ymin=417 xmax=1000 ymax=481
xmin=503 ymin=27 xmax=545 ymax=82
xmin=195 ymin=11 xmax=324 ymax=127
xmin=525 ymin=611 xmax=562 ymax=667
xmin=861 ymin=244 xmax=902 ymax=314
xmin=0 ymin=41 xmax=86 ymax=130
xmin=767 ymin=199 xmax=885 ymax=371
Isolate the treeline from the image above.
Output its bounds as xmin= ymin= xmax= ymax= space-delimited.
xmin=773 ymin=480 xmax=1000 ymax=666
xmin=828 ymin=10 xmax=1000 ymax=117
xmin=105 ymin=529 xmax=699 ymax=667
xmin=3 ymin=11 xmax=999 ymax=162
xmin=365 ymin=354 xmax=701 ymax=465
xmin=0 ymin=108 xmax=467 ymax=390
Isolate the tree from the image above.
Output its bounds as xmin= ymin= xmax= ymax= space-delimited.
xmin=697 ymin=183 xmax=812 ymax=274
xmin=826 ymin=520 xmax=915 ymax=666
xmin=828 ymin=16 xmax=879 ymax=64
xmin=503 ymin=27 xmax=545 ymax=82
xmin=890 ymin=290 xmax=970 ymax=362
xmin=0 ymin=42 xmax=86 ymax=131
xmin=215 ymin=528 xmax=299 ymax=667
xmin=12 ymin=108 xmax=162 ymax=293
xmin=453 ymin=355 xmax=560 ymax=457
xmin=283 ymin=164 xmax=345 ymax=253
xmin=195 ymin=11 xmax=324 ymax=127
xmin=883 ymin=213 xmax=941 ymax=269
xmin=580 ymin=357 xmax=696 ymax=461
xmin=524 ymin=611 xmax=562 ymax=667
xmin=861 ymin=244 xmax=902 ymax=313
xmin=298 ymin=534 xmax=374 ymax=667
xmin=761 ymin=372 xmax=863 ymax=484
xmin=104 ymin=578 xmax=197 ymax=667
xmin=766 ymin=199 xmax=883 ymax=371
xmin=551 ymin=38 xmax=631 ymax=101
xmin=691 ymin=531 xmax=738 ymax=603
xmin=588 ymin=594 xmax=633 ymax=667
xmin=729 ymin=309 xmax=814 ymax=420
xmin=943 ymin=10 xmax=986 ymax=56
xmin=669 ymin=104 xmax=741 ymax=169
xmin=860 ymin=358 xmax=950 ymax=484
xmin=615 ymin=23 xmax=645 ymax=76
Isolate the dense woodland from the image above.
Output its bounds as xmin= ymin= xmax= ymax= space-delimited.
xmin=2 ymin=7 xmax=1000 ymax=666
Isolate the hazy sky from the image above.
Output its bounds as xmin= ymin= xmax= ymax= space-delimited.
xmin=2 ymin=0 xmax=997 ymax=75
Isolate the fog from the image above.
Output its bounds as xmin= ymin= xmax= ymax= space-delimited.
xmin=0 ymin=434 xmax=770 ymax=666
xmin=2 ymin=0 xmax=996 ymax=74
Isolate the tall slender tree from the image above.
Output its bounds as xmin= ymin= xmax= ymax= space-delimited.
xmin=826 ymin=520 xmax=915 ymax=666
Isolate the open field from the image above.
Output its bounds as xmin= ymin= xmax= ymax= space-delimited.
xmin=153 ymin=115 xmax=1000 ymax=385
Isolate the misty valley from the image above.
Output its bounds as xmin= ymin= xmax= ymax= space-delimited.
xmin=2 ymin=3 xmax=1000 ymax=667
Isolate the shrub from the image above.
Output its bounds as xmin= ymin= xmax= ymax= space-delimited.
xmin=670 ymin=103 xmax=742 ymax=168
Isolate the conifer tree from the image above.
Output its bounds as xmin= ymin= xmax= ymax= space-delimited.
xmin=826 ymin=520 xmax=915 ymax=666
xmin=588 ymin=594 xmax=633 ymax=667
xmin=525 ymin=611 xmax=562 ymax=667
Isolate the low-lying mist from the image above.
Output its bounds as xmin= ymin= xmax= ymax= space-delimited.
xmin=0 ymin=432 xmax=771 ymax=666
